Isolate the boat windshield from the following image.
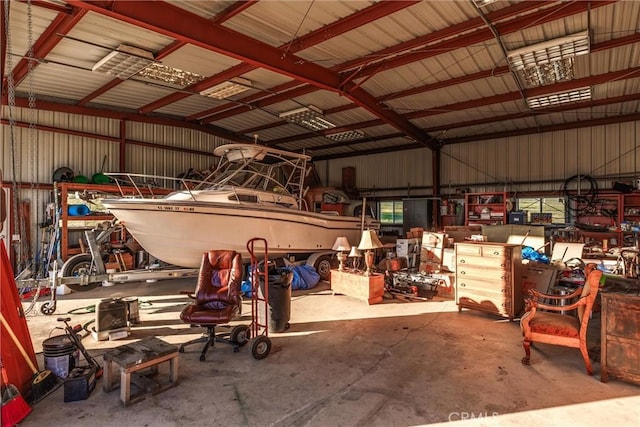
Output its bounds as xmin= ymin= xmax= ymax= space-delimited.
xmin=195 ymin=145 xmax=308 ymax=199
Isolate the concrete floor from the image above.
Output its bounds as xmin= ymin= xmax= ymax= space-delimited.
xmin=15 ymin=278 xmax=640 ymax=427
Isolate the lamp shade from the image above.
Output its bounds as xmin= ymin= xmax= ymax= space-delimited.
xmin=357 ymin=229 xmax=384 ymax=251
xmin=348 ymin=246 xmax=361 ymax=258
xmin=332 ymin=236 xmax=351 ymax=251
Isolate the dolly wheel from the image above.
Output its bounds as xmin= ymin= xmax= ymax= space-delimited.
xmin=251 ymin=336 xmax=271 ymax=360
xmin=40 ymin=300 xmax=56 ymax=315
xmin=230 ymin=325 xmax=250 ymax=347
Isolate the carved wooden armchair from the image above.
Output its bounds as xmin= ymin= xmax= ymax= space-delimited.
xmin=520 ymin=263 xmax=602 ymax=375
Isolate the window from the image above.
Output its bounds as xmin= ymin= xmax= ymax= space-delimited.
xmin=517 ymin=197 xmax=565 ymax=224
xmin=379 ymin=200 xmax=403 ymax=224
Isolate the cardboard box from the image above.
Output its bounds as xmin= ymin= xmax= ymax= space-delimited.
xmin=396 ymin=238 xmax=420 ymax=257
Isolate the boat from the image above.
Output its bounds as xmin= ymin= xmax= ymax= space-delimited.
xmin=101 ymin=144 xmax=380 ymax=273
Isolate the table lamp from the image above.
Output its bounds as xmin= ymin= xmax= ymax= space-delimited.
xmin=357 ymin=229 xmax=384 ymax=276
xmin=348 ymin=246 xmax=362 ymax=271
xmin=332 ymin=236 xmax=351 ymax=271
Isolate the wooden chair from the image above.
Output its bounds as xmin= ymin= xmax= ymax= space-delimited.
xmin=520 ymin=263 xmax=602 ymax=375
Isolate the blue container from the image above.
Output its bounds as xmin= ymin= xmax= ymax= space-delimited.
xmin=67 ymin=205 xmax=90 ymax=216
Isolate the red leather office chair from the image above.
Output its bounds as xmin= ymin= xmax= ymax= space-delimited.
xmin=179 ymin=250 xmax=249 ymax=361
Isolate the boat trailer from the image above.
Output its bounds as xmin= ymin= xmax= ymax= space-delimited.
xmin=17 ymin=222 xmax=198 ymax=315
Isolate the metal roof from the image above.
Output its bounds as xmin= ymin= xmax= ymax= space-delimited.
xmin=3 ymin=0 xmax=639 ymax=160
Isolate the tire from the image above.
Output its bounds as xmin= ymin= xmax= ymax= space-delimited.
xmin=313 ymin=255 xmax=335 ymax=281
xmin=230 ymin=325 xmax=250 ymax=346
xmin=61 ymin=254 xmax=100 ymax=292
xmin=250 ymin=336 xmax=271 ymax=360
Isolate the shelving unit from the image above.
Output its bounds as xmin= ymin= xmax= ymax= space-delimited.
xmin=464 ymin=192 xmax=508 ymax=226
xmin=56 ymin=182 xmax=171 ymax=261
xmin=570 ymin=193 xmax=623 ymax=248
xmin=622 ymin=191 xmax=640 ymax=247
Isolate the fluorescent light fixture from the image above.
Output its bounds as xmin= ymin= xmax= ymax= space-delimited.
xmin=137 ymin=63 xmax=206 ymax=88
xmin=199 ymin=78 xmax=252 ymax=99
xmin=92 ymin=44 xmax=155 ymax=79
xmin=507 ymin=31 xmax=590 ymax=71
xmin=325 ymin=130 xmax=365 ymax=142
xmin=508 ymin=32 xmax=589 ymax=88
xmin=526 ymin=87 xmax=591 ymax=109
xmin=279 ymin=105 xmax=336 ymax=131
xmin=521 ymin=57 xmax=574 ymax=87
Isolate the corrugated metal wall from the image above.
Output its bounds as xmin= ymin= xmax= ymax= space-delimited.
xmin=2 ymin=107 xmax=639 ymax=265
xmin=1 ymin=107 xmax=230 ymax=269
xmin=316 ymin=121 xmax=640 ymax=198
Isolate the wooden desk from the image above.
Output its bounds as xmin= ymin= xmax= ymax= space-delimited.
xmin=103 ymin=336 xmax=179 ymax=406
xmin=331 ymin=270 xmax=384 ymax=305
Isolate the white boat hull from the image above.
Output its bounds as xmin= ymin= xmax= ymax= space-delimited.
xmin=103 ymin=199 xmax=375 ymax=267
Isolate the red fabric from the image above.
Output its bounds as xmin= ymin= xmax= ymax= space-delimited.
xmin=1 ymin=243 xmax=37 ymax=396
xmin=529 ymin=311 xmax=580 ymax=338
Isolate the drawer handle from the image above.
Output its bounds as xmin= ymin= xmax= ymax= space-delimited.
xmin=501 ymin=276 xmax=506 ymax=280
xmin=501 ymin=288 xmax=506 ymax=293
xmin=460 ymin=283 xmax=466 ymax=287
xmin=493 ymin=251 xmax=500 ymax=255
xmin=460 ymin=259 xmax=466 ymax=263
xmin=460 ymin=271 xmax=466 ymax=275
xmin=502 ymin=303 xmax=506 ymax=307
xmin=500 ymin=264 xmax=506 ymax=268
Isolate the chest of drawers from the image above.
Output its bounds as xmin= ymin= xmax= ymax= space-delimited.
xmin=600 ymin=292 xmax=640 ymax=385
xmin=455 ymin=242 xmax=522 ymax=320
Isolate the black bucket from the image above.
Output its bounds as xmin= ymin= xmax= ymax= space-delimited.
xmin=43 ymin=335 xmax=78 ymax=378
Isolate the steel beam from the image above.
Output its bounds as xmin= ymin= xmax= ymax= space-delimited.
xmin=197 ymin=0 xmax=546 ymax=123
xmin=443 ymin=112 xmax=640 ymax=145
xmin=87 ymin=1 xmax=258 ymax=108
xmin=215 ymin=1 xmax=614 ymax=135
xmin=12 ymin=97 xmax=251 ymax=142
xmin=68 ymin=0 xmax=433 ymax=147
xmin=2 ymin=8 xmax=86 ymax=92
xmin=148 ymin=1 xmax=419 ymax=120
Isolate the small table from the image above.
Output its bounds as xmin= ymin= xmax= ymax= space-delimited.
xmin=103 ymin=336 xmax=179 ymax=406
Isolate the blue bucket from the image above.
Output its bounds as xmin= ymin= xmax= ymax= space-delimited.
xmin=68 ymin=205 xmax=90 ymax=216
